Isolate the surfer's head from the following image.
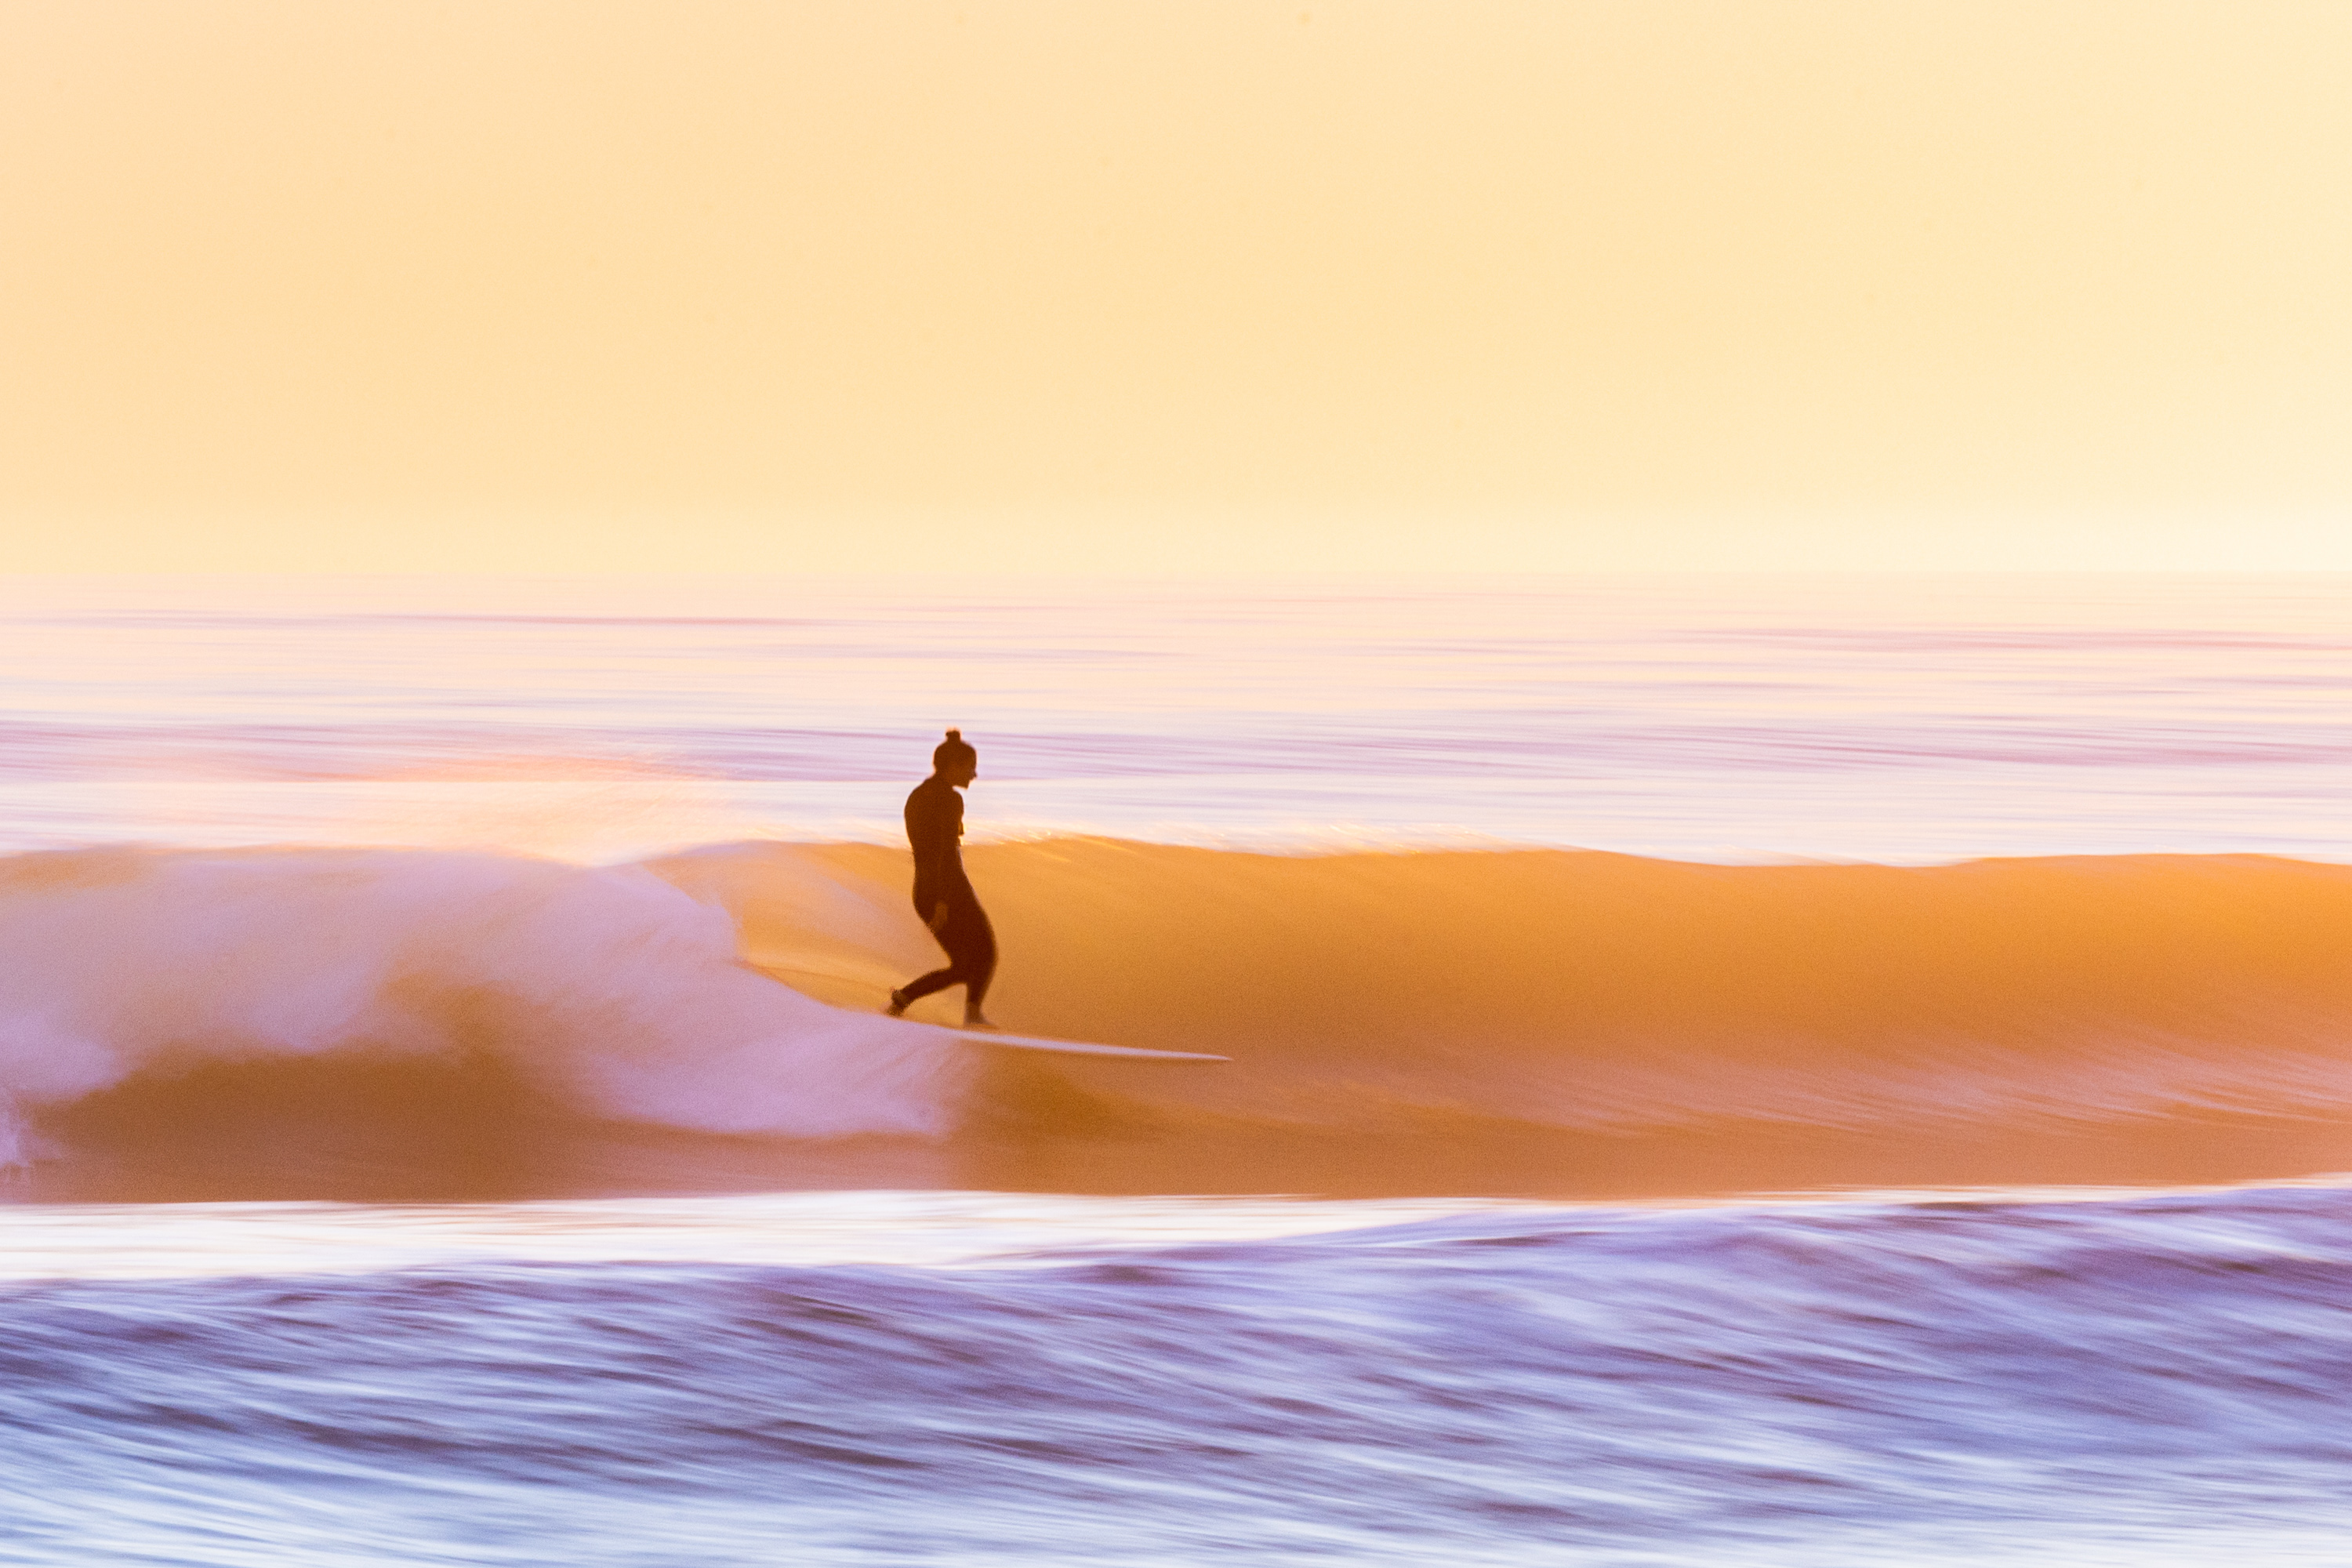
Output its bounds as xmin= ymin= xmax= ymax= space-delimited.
xmin=932 ymin=728 xmax=978 ymax=786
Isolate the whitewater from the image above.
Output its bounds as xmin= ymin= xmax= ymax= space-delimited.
xmin=3 ymin=572 xmax=2350 ymax=1565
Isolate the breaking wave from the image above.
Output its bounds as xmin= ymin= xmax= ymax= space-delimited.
xmin=0 ymin=846 xmax=970 ymax=1164
xmin=5 ymin=839 xmax=2352 ymax=1199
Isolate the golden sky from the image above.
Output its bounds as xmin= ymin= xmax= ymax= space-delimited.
xmin=3 ymin=1 xmax=2347 ymax=572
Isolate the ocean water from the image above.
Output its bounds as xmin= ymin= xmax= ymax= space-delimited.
xmin=2 ymin=572 xmax=2346 ymax=863
xmin=4 ymin=571 xmax=2351 ymax=1564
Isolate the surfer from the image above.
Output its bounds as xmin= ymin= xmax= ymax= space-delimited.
xmin=887 ymin=728 xmax=997 ymax=1028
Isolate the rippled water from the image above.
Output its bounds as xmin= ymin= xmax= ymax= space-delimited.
xmin=2 ymin=572 xmax=2345 ymax=861
xmin=5 ymin=572 xmax=2350 ymax=1564
xmin=11 ymin=1185 xmax=2352 ymax=1566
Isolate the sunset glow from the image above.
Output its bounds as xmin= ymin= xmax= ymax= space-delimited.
xmin=5 ymin=1 xmax=2347 ymax=571
xmin=9 ymin=12 xmax=2352 ymax=1566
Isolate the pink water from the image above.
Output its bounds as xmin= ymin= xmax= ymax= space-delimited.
xmin=2 ymin=572 xmax=2344 ymax=861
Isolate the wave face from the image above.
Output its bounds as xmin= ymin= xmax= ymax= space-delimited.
xmin=679 ymin=838 xmax=2352 ymax=1146
xmin=9 ymin=1185 xmax=2352 ymax=1565
xmin=9 ymin=839 xmax=2352 ymax=1200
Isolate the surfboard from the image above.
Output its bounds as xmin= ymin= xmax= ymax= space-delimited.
xmin=950 ymin=1029 xmax=1229 ymax=1063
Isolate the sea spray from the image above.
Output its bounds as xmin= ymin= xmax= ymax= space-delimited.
xmin=0 ymin=846 xmax=969 ymax=1160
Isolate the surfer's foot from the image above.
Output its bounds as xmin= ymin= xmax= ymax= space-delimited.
xmin=962 ymin=1011 xmax=996 ymax=1031
xmin=885 ymin=988 xmax=911 ymax=1018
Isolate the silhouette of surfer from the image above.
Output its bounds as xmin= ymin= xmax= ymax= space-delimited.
xmin=887 ymin=729 xmax=997 ymax=1028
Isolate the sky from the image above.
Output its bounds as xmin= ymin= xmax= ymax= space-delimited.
xmin=2 ymin=1 xmax=2347 ymax=574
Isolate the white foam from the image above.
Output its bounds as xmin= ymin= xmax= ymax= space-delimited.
xmin=0 ymin=848 xmax=971 ymax=1156
xmin=0 ymin=1191 xmax=1524 ymax=1280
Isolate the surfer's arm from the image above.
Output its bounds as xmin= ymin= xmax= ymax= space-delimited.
xmin=921 ymin=873 xmax=978 ymax=928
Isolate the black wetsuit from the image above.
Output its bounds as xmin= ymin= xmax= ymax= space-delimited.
xmin=896 ymin=775 xmax=996 ymax=1010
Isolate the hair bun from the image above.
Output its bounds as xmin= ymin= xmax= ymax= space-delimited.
xmin=932 ymin=728 xmax=977 ymax=768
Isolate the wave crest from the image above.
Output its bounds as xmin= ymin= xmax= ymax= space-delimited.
xmin=9 ymin=839 xmax=2352 ymax=1199
xmin=0 ymin=846 xmax=967 ymax=1167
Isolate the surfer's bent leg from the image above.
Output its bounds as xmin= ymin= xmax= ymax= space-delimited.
xmin=890 ymin=898 xmax=996 ymax=1018
xmin=893 ymin=965 xmax=960 ymax=1008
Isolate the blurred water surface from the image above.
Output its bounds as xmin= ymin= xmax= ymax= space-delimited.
xmin=6 ymin=572 xmax=2352 ymax=1565
xmin=2 ymin=572 xmax=2344 ymax=861
xmin=9 ymin=1185 xmax=2352 ymax=1566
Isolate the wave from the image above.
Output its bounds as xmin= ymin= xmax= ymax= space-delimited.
xmin=667 ymin=837 xmax=2352 ymax=1124
xmin=6 ymin=839 xmax=2352 ymax=1200
xmin=13 ymin=1185 xmax=2352 ymax=1564
xmin=0 ymin=846 xmax=971 ymax=1162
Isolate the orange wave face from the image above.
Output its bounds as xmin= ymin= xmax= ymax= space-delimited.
xmin=10 ymin=840 xmax=2352 ymax=1202
xmin=662 ymin=840 xmax=2352 ymax=1196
